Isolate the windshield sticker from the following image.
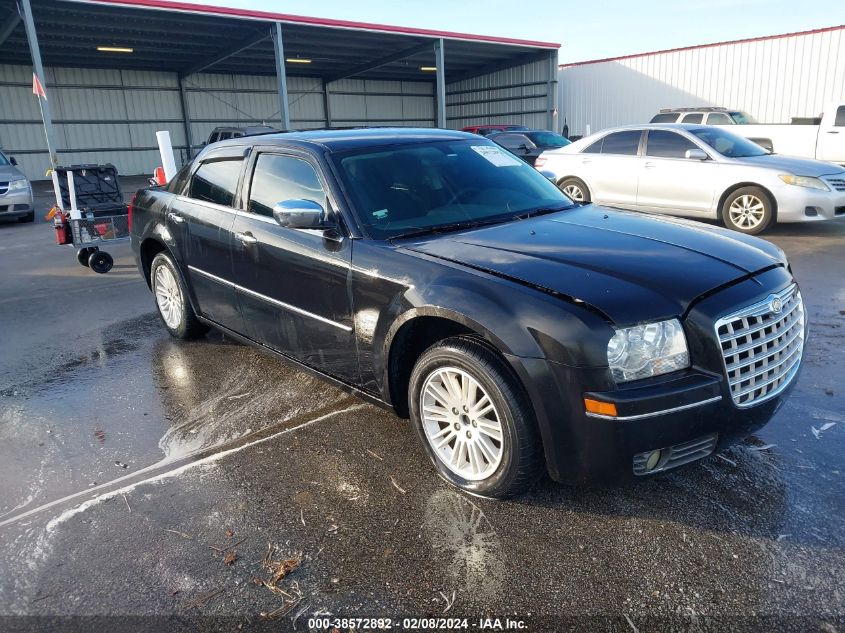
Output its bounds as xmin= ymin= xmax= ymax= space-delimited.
xmin=372 ymin=209 xmax=389 ymax=220
xmin=471 ymin=145 xmax=522 ymax=167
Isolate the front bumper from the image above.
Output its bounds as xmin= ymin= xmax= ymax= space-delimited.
xmin=515 ymin=266 xmax=803 ymax=485
xmin=0 ymin=187 xmax=34 ymax=219
xmin=773 ymin=182 xmax=845 ymax=222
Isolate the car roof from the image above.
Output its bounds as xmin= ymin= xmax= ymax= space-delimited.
xmin=205 ymin=127 xmax=478 ymax=153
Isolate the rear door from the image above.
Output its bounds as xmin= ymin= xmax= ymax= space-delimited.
xmin=583 ymin=130 xmax=643 ymax=208
xmin=816 ymin=105 xmax=845 ymax=163
xmin=230 ymin=149 xmax=357 ymax=383
xmin=636 ymin=129 xmax=717 ymax=215
xmin=168 ymin=146 xmax=246 ymax=332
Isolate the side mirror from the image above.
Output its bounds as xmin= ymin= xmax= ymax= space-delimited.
xmin=9 ymin=156 xmax=17 ymax=166
xmin=685 ymin=148 xmax=709 ymax=161
xmin=539 ymin=170 xmax=556 ymax=182
xmin=272 ymin=199 xmax=329 ymax=229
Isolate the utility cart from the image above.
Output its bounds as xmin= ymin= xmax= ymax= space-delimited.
xmin=51 ymin=164 xmax=129 ymax=274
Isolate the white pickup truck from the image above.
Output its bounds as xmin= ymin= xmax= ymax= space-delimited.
xmin=650 ymin=103 xmax=845 ymax=166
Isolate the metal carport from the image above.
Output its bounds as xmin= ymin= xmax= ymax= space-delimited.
xmin=0 ymin=0 xmax=559 ymax=181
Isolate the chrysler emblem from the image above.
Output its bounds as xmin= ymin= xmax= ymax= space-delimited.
xmin=769 ymin=296 xmax=783 ymax=314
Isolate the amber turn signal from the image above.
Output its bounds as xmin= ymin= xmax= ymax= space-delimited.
xmin=583 ymin=398 xmax=618 ymax=417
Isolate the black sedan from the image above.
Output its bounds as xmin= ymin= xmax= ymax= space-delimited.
xmin=489 ymin=129 xmax=571 ymax=165
xmin=130 ymin=128 xmax=805 ymax=497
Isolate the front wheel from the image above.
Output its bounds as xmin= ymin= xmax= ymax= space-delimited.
xmin=409 ymin=337 xmax=541 ymax=498
xmin=150 ymin=252 xmax=209 ymax=339
xmin=558 ymin=177 xmax=591 ymax=204
xmin=721 ymin=186 xmax=774 ymax=234
xmin=88 ymin=250 xmax=113 ymax=274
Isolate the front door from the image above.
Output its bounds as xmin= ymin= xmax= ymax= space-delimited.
xmin=170 ymin=149 xmax=246 ymax=333
xmin=231 ymin=150 xmax=358 ymax=384
xmin=636 ymin=130 xmax=717 ymax=216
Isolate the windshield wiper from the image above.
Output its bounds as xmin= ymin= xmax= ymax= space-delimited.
xmin=514 ymin=203 xmax=575 ymax=220
xmin=390 ymin=215 xmax=517 ymax=241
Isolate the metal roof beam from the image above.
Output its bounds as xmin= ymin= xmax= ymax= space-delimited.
xmin=324 ymin=41 xmax=432 ymax=83
xmin=446 ymin=50 xmax=549 ymax=84
xmin=181 ymin=29 xmax=270 ymax=77
xmin=0 ymin=7 xmax=21 ymax=48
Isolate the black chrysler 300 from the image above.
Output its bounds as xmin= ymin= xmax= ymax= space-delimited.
xmin=130 ymin=128 xmax=806 ymax=497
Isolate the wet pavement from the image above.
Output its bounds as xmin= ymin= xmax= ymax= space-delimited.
xmin=0 ymin=190 xmax=843 ymax=632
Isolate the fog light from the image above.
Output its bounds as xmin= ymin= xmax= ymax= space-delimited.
xmin=645 ymin=450 xmax=662 ymax=471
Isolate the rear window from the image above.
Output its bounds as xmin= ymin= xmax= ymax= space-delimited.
xmin=189 ymin=158 xmax=243 ymax=207
xmin=650 ymin=113 xmax=679 ymax=123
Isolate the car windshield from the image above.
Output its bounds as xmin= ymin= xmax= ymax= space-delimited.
xmin=730 ymin=111 xmax=757 ymax=124
xmin=689 ymin=127 xmax=769 ymax=158
xmin=331 ymin=140 xmax=574 ymax=239
xmin=526 ymin=132 xmax=571 ymax=148
xmin=0 ymin=151 xmax=9 ymax=166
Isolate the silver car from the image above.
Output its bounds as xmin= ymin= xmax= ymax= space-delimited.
xmin=536 ymin=124 xmax=845 ymax=234
xmin=0 ymin=150 xmax=34 ymax=223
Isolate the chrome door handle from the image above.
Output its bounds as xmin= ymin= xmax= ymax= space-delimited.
xmin=168 ymin=212 xmax=185 ymax=224
xmin=235 ymin=232 xmax=258 ymax=245
xmin=827 ymin=130 xmax=839 ymax=134
xmin=644 ymin=162 xmax=656 ymax=168
xmin=581 ymin=158 xmax=592 ymax=164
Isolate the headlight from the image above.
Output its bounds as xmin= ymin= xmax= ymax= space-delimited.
xmin=7 ymin=178 xmax=29 ymax=193
xmin=778 ymin=174 xmax=829 ymax=191
xmin=607 ymin=319 xmax=690 ymax=382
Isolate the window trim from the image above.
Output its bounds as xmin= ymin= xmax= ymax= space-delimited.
xmin=186 ymin=154 xmax=248 ymax=210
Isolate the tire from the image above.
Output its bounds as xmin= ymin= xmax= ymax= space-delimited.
xmin=559 ymin=177 xmax=591 ymax=204
xmin=77 ymin=247 xmax=98 ymax=267
xmin=150 ymin=251 xmax=208 ymax=339
xmin=18 ymin=211 xmax=35 ymax=223
xmin=88 ymin=250 xmax=114 ymax=274
xmin=721 ymin=186 xmax=774 ymax=235
xmin=409 ymin=336 xmax=542 ymax=498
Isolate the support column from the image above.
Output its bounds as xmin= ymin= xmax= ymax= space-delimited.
xmin=271 ymin=22 xmax=290 ymax=131
xmin=18 ymin=0 xmax=59 ymax=170
xmin=323 ymin=79 xmax=332 ymax=128
xmin=547 ymin=49 xmax=559 ymax=132
xmin=178 ymin=75 xmax=194 ymax=161
xmin=434 ymin=38 xmax=446 ymax=129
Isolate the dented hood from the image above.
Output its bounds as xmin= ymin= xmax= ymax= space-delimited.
xmin=403 ymin=206 xmax=784 ymax=324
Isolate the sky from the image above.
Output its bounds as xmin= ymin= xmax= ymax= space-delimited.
xmin=179 ymin=0 xmax=845 ymax=63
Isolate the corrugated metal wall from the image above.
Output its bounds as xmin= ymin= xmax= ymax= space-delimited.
xmin=0 ymin=63 xmax=435 ymax=181
xmin=558 ymin=26 xmax=845 ymax=137
xmin=447 ymin=58 xmax=553 ymax=129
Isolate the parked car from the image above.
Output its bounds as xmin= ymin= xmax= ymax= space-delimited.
xmin=536 ymin=124 xmax=845 ymax=234
xmin=206 ymin=125 xmax=278 ymax=145
xmin=651 ymin=107 xmax=758 ymax=125
xmin=131 ymin=128 xmax=805 ymax=497
xmin=489 ymin=129 xmax=571 ymax=166
xmin=651 ymin=103 xmax=845 ymax=164
xmin=0 ymin=150 xmax=34 ymax=223
xmin=461 ymin=124 xmax=529 ymax=136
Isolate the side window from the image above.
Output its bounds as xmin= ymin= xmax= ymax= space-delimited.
xmin=582 ymin=138 xmax=603 ymax=154
xmin=248 ymin=154 xmax=328 ymax=218
xmin=189 ymin=158 xmax=244 ymax=207
xmin=646 ymin=130 xmax=700 ymax=159
xmin=208 ymin=132 xmax=219 ymax=144
xmin=650 ymin=113 xmax=680 ymax=123
xmin=681 ymin=113 xmax=704 ymax=124
xmin=167 ymin=161 xmax=193 ymax=194
xmin=600 ymin=131 xmax=642 ymax=155
xmin=835 ymin=106 xmax=845 ymax=127
xmin=707 ymin=112 xmax=732 ymax=125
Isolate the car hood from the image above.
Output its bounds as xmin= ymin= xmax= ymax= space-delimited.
xmin=402 ymin=206 xmax=785 ymax=325
xmin=0 ymin=164 xmax=25 ymax=182
xmin=736 ymin=154 xmax=845 ymax=177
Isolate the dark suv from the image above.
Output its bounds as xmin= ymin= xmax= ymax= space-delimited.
xmin=131 ymin=128 xmax=805 ymax=497
xmin=489 ymin=129 xmax=571 ymax=165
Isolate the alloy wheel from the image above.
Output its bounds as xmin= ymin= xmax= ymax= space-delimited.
xmin=420 ymin=367 xmax=504 ymax=481
xmin=154 ymin=265 xmax=183 ymax=329
xmin=728 ymin=194 xmax=765 ymax=230
xmin=562 ymin=184 xmax=584 ymax=202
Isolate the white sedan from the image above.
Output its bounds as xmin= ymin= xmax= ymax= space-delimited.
xmin=535 ymin=124 xmax=845 ymax=234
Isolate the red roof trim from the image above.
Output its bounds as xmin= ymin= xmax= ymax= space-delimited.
xmin=560 ymin=23 xmax=843 ymax=68
xmin=72 ymin=0 xmax=560 ymax=49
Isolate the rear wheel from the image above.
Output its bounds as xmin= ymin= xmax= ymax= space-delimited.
xmin=559 ymin=177 xmax=590 ymax=204
xmin=150 ymin=251 xmax=208 ymax=339
xmin=76 ymin=247 xmax=98 ymax=267
xmin=409 ymin=337 xmax=541 ymax=498
xmin=88 ymin=250 xmax=113 ymax=274
xmin=721 ymin=186 xmax=774 ymax=234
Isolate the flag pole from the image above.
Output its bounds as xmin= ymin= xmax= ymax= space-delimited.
xmin=18 ymin=0 xmax=59 ymax=172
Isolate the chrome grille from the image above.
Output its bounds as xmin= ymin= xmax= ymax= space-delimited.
xmin=633 ymin=433 xmax=718 ymax=475
xmin=825 ymin=176 xmax=845 ymax=192
xmin=715 ymin=284 xmax=805 ymax=408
